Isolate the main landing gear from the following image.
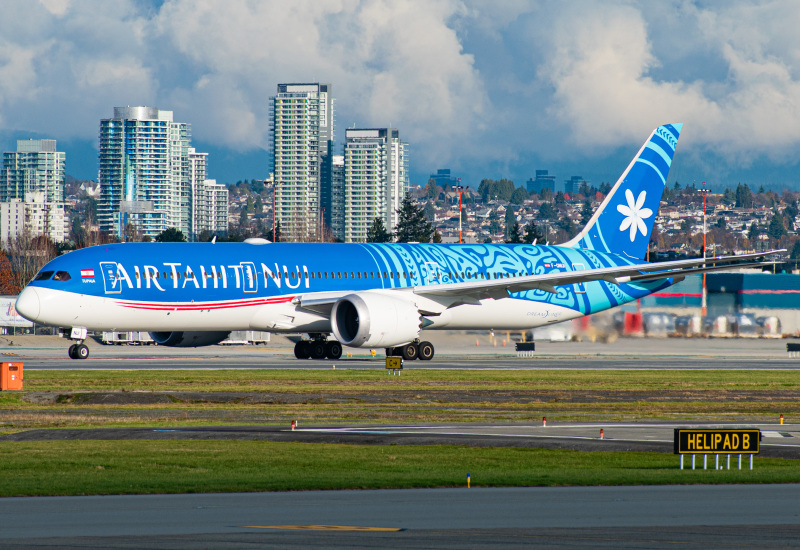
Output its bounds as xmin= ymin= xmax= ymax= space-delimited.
xmin=294 ymin=335 xmax=343 ymax=360
xmin=68 ymin=343 xmax=90 ymax=360
xmin=62 ymin=327 xmax=90 ymax=360
xmin=386 ymin=340 xmax=434 ymax=361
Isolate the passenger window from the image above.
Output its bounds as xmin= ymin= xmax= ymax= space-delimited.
xmin=35 ymin=271 xmax=54 ymax=281
xmin=357 ymin=272 xmax=361 ymax=279
xmin=54 ymin=271 xmax=71 ymax=281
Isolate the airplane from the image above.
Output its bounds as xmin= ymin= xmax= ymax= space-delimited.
xmin=15 ymin=123 xmax=781 ymax=360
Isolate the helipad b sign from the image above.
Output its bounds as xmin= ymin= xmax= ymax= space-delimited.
xmin=674 ymin=429 xmax=760 ymax=455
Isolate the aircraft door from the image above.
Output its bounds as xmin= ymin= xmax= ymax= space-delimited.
xmin=99 ymin=262 xmax=122 ymax=294
xmin=241 ymin=262 xmax=257 ymax=293
xmin=572 ymin=263 xmax=586 ymax=294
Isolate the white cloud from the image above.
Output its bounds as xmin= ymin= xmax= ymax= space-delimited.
xmin=3 ymin=0 xmax=800 ymax=183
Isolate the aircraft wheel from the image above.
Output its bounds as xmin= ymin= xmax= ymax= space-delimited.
xmin=418 ymin=341 xmax=434 ymax=361
xmin=401 ymin=343 xmax=419 ymax=360
xmin=310 ymin=341 xmax=326 ymax=359
xmin=294 ymin=340 xmax=311 ymax=359
xmin=76 ymin=344 xmax=90 ymax=360
xmin=68 ymin=344 xmax=78 ymax=359
xmin=325 ymin=341 xmax=343 ymax=360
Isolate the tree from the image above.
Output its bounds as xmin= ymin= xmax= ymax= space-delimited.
xmin=715 ymin=217 xmax=726 ymax=230
xmin=580 ymin=199 xmax=593 ymax=225
xmin=154 ymin=228 xmax=187 ymax=242
xmin=394 ymin=197 xmax=434 ymax=242
xmin=504 ymin=208 xmax=516 ymax=239
xmin=424 ymin=179 xmax=438 ymax=200
xmin=0 ymin=249 xmax=18 ymax=294
xmin=791 ymin=240 xmax=800 ymax=260
xmin=538 ymin=202 xmax=558 ymax=220
xmin=748 ymin=222 xmax=759 ymax=241
xmin=5 ymin=233 xmax=57 ymax=292
xmin=488 ymin=209 xmax=501 ymax=234
xmin=735 ymin=184 xmax=753 ymax=208
xmin=423 ymin=201 xmax=436 ymax=222
xmin=506 ymin=221 xmax=523 ymax=243
xmin=264 ymin=221 xmax=282 ymax=243
xmin=239 ymin=207 xmax=249 ymax=229
xmin=477 ymin=178 xmax=516 ymax=202
xmin=367 ymin=217 xmax=393 ymax=243
xmin=254 ymin=196 xmax=263 ymax=214
xmin=509 ymin=187 xmax=529 ymax=204
xmin=523 ymin=221 xmax=545 ymax=244
xmin=768 ymin=213 xmax=787 ymax=241
xmin=432 ymin=229 xmax=443 ymax=243
xmin=554 ymin=191 xmax=566 ymax=208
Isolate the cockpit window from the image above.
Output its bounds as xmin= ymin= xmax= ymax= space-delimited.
xmin=54 ymin=271 xmax=72 ymax=281
xmin=34 ymin=271 xmax=54 ymax=281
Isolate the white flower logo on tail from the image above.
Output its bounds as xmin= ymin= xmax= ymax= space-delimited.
xmin=617 ymin=189 xmax=652 ymax=241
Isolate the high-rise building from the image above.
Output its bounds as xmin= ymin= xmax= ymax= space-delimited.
xmin=187 ymin=148 xmax=228 ymax=237
xmin=329 ymin=155 xmax=345 ymax=240
xmin=0 ymin=193 xmax=67 ymax=244
xmin=0 ymin=139 xmax=65 ymax=203
xmin=338 ymin=128 xmax=408 ymax=243
xmin=269 ymin=83 xmax=334 ymax=241
xmin=526 ymin=170 xmax=556 ymax=194
xmin=98 ymin=106 xmax=195 ymax=239
xmin=564 ymin=175 xmax=588 ymax=196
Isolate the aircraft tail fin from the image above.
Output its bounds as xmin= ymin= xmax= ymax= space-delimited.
xmin=563 ymin=123 xmax=682 ymax=259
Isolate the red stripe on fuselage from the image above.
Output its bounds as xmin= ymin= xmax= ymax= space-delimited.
xmin=116 ymin=296 xmax=295 ymax=311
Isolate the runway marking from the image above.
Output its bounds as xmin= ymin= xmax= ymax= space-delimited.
xmin=242 ymin=525 xmax=402 ymax=532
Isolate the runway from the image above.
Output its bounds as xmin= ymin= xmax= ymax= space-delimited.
xmin=4 ymin=485 xmax=800 ymax=548
xmin=6 ymin=335 xmax=800 ymax=369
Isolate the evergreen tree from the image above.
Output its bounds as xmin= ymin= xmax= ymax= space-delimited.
xmin=768 ymin=213 xmax=787 ymax=241
xmin=432 ymin=229 xmax=443 ymax=243
xmin=735 ymin=184 xmax=753 ymax=208
xmin=488 ymin=209 xmax=502 ymax=234
xmin=509 ymin=187 xmax=529 ymax=204
xmin=254 ymin=196 xmax=263 ymax=213
xmin=538 ymin=202 xmax=558 ymax=220
xmin=154 ymin=228 xmax=186 ymax=242
xmin=506 ymin=221 xmax=523 ymax=243
xmin=523 ymin=221 xmax=545 ymax=244
xmin=504 ymin=208 xmax=516 ymax=239
xmin=580 ymin=199 xmax=593 ymax=225
xmin=367 ymin=217 xmax=393 ymax=243
xmin=747 ymin=222 xmax=759 ymax=241
xmin=423 ymin=201 xmax=436 ymax=221
xmin=791 ymin=240 xmax=800 ymax=260
xmin=394 ymin=197 xmax=434 ymax=242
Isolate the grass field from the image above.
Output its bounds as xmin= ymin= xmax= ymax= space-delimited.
xmin=1 ymin=369 xmax=799 ymax=431
xmin=0 ymin=440 xmax=797 ymax=497
xmin=2 ymin=369 xmax=798 ymax=495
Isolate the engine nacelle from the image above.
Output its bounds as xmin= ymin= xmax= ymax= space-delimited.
xmin=149 ymin=331 xmax=231 ymax=347
xmin=331 ymin=292 xmax=421 ymax=348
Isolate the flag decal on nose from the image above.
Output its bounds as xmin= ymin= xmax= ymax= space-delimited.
xmin=81 ymin=269 xmax=95 ymax=278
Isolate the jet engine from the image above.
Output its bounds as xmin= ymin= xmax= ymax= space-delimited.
xmin=149 ymin=331 xmax=231 ymax=347
xmin=331 ymin=292 xmax=421 ymax=348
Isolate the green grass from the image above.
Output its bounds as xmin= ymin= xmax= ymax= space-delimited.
xmin=4 ymin=369 xmax=800 ymax=430
xmin=20 ymin=368 xmax=800 ymax=393
xmin=0 ymin=440 xmax=796 ymax=497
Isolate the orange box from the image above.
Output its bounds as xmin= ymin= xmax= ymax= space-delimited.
xmin=0 ymin=362 xmax=23 ymax=390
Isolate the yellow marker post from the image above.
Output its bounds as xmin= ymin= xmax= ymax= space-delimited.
xmin=467 ymin=473 xmax=471 ymax=488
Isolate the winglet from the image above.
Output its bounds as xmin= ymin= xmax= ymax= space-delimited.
xmin=563 ymin=123 xmax=682 ymax=259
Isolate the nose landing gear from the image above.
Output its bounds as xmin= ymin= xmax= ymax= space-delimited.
xmin=61 ymin=327 xmax=90 ymax=360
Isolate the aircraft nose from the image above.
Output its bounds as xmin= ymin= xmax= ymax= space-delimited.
xmin=16 ymin=287 xmax=40 ymax=322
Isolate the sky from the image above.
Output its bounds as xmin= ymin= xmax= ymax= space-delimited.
xmin=3 ymin=0 xmax=800 ymax=192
